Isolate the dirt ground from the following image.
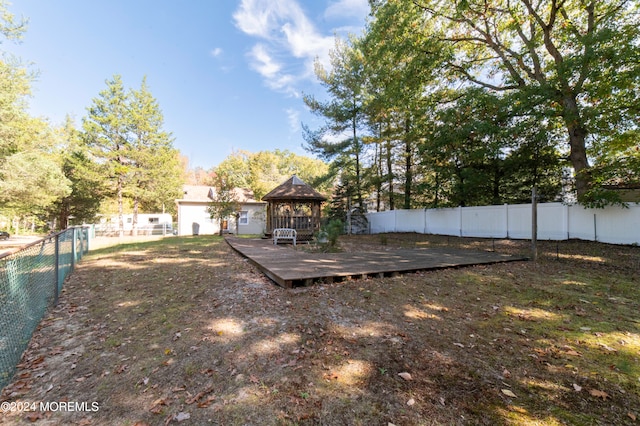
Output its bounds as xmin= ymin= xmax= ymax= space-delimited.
xmin=1 ymin=234 xmax=639 ymax=425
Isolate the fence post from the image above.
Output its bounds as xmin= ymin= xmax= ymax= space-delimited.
xmin=424 ymin=208 xmax=428 ymax=234
xmin=72 ymin=227 xmax=77 ymax=269
xmin=532 ymin=186 xmax=538 ymax=262
xmin=505 ymin=204 xmax=509 ymax=239
xmin=54 ymin=233 xmax=60 ymax=305
xmin=565 ymin=204 xmax=570 ymax=240
xmin=394 ymin=210 xmax=398 ymax=233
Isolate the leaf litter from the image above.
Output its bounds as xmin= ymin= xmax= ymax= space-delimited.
xmin=1 ymin=234 xmax=639 ymax=425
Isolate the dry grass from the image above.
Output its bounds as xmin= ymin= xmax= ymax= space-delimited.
xmin=1 ymin=234 xmax=639 ymax=425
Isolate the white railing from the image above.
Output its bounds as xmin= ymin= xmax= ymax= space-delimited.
xmin=366 ymin=202 xmax=640 ymax=245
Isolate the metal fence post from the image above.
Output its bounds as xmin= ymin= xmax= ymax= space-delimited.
xmin=72 ymin=227 xmax=77 ymax=269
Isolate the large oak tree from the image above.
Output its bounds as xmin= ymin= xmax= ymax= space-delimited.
xmin=401 ymin=0 xmax=640 ymax=201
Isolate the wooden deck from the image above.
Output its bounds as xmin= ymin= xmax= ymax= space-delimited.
xmin=226 ymin=237 xmax=526 ymax=288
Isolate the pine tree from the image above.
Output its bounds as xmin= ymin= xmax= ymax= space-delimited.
xmin=82 ymin=75 xmax=132 ymax=237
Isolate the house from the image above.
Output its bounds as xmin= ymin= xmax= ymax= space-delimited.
xmin=176 ymin=185 xmax=266 ymax=236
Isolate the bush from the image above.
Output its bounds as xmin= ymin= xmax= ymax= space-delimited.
xmin=325 ymin=219 xmax=343 ymax=248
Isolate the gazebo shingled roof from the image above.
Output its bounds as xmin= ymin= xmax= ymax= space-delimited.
xmin=262 ymin=175 xmax=326 ymax=201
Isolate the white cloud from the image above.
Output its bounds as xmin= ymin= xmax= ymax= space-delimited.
xmin=249 ymin=44 xmax=281 ymax=78
xmin=210 ymin=47 xmax=223 ymax=58
xmin=233 ymin=0 xmax=338 ymax=94
xmin=248 ymin=45 xmax=297 ymax=94
xmin=324 ymin=0 xmax=370 ymax=20
xmin=233 ymin=0 xmax=284 ymax=38
xmin=285 ymin=108 xmax=301 ymax=133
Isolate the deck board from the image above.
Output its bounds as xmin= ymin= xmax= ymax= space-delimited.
xmin=226 ymin=237 xmax=526 ymax=288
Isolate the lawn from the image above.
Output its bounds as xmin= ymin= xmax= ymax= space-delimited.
xmin=1 ymin=234 xmax=638 ymax=425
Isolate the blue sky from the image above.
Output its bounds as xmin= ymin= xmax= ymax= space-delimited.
xmin=4 ymin=0 xmax=369 ymax=169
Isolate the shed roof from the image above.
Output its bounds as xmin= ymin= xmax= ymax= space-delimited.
xmin=178 ymin=185 xmax=263 ymax=203
xmin=262 ymin=175 xmax=327 ymax=201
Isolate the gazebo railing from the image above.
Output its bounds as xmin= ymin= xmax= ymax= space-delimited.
xmin=270 ymin=215 xmax=314 ymax=231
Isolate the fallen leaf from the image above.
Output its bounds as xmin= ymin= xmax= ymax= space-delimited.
xmin=398 ymin=372 xmax=412 ymax=381
xmin=453 ymin=342 xmax=465 ymax=348
xmin=588 ymin=389 xmax=609 ymax=400
xmin=598 ymin=343 xmax=617 ymax=352
xmin=502 ymin=369 xmax=511 ymax=379
xmin=173 ymin=332 xmax=181 ymax=341
xmin=407 ymin=398 xmax=415 ymax=406
xmin=150 ymin=398 xmax=167 ymax=414
xmin=198 ymin=395 xmax=216 ymax=408
xmin=573 ymin=383 xmax=582 ymax=392
xmin=628 ymin=412 xmax=636 ymax=421
xmin=501 ymin=389 xmax=517 ymax=398
xmin=185 ymin=386 xmax=214 ymax=405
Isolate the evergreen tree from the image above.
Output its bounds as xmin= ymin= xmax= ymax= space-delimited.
xmin=48 ymin=116 xmax=106 ymax=229
xmin=83 ymin=75 xmax=183 ymax=235
xmin=128 ymin=77 xmax=183 ymax=233
xmin=82 ymin=75 xmax=131 ymax=237
xmin=303 ymin=36 xmax=369 ymax=208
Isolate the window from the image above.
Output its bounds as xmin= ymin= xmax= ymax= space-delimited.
xmin=238 ymin=211 xmax=248 ymax=225
xmin=148 ymin=217 xmax=159 ymax=224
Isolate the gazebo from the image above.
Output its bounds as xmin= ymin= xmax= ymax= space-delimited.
xmin=262 ymin=175 xmax=326 ymax=240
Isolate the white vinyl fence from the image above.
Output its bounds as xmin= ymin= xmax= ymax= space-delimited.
xmin=366 ymin=202 xmax=640 ymax=245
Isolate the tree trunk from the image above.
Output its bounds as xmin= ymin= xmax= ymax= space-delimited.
xmin=57 ymin=202 xmax=69 ymax=231
xmin=132 ymin=197 xmax=139 ymax=236
xmin=386 ymin=137 xmax=394 ymax=210
xmin=562 ymin=93 xmax=591 ymax=199
xmin=117 ymin=176 xmax=124 ymax=238
xmin=376 ymin=136 xmax=382 ymax=212
xmin=352 ymin=113 xmax=363 ymax=208
xmin=434 ymin=172 xmax=440 ymax=208
xmin=403 ymin=118 xmax=412 ymax=210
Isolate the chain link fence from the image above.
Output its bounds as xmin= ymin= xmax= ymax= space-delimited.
xmin=0 ymin=227 xmax=89 ymax=390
